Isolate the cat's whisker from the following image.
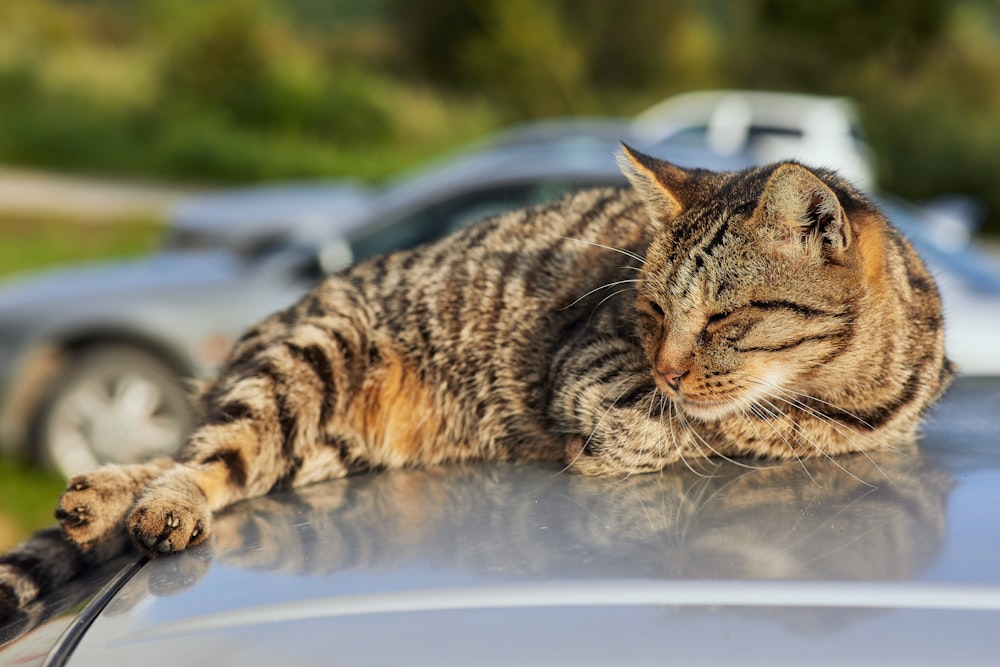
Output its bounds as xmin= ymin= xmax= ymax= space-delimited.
xmin=668 ymin=400 xmax=718 ymax=479
xmin=623 ymin=390 xmax=659 ymax=480
xmin=743 ymin=375 xmax=901 ymax=473
xmin=560 ymin=236 xmax=646 ymax=264
xmin=748 ymin=401 xmax=817 ymax=484
xmin=771 ymin=391 xmax=901 ymax=469
xmin=753 ymin=396 xmax=837 ymax=464
xmin=761 ymin=380 xmax=877 ymax=431
xmin=736 ymin=403 xmax=776 ymax=460
xmin=625 ymin=391 xmax=659 ymax=479
xmin=754 ymin=395 xmax=876 ymax=489
xmin=763 ymin=391 xmax=897 ymax=487
xmin=744 ymin=402 xmax=805 ymax=476
xmin=674 ymin=409 xmax=767 ymax=471
xmin=655 ymin=394 xmax=669 ymax=464
xmin=738 ymin=372 xmax=893 ymax=458
xmin=746 ymin=378 xmax=877 ymax=446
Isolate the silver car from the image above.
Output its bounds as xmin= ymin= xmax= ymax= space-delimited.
xmin=1 ymin=377 xmax=998 ymax=665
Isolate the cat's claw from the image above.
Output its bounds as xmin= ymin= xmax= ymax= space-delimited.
xmin=54 ymin=504 xmax=89 ymax=529
xmin=127 ymin=485 xmax=211 ymax=557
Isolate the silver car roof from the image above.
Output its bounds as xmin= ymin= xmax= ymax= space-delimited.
xmin=34 ymin=377 xmax=1000 ymax=666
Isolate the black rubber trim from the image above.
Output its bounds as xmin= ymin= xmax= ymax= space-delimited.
xmin=42 ymin=557 xmax=147 ymax=667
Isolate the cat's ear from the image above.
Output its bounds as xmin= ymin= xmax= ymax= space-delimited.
xmin=616 ymin=143 xmax=692 ymax=223
xmin=758 ymin=163 xmax=851 ymax=260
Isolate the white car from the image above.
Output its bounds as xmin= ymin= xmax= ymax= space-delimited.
xmin=634 ymin=89 xmax=876 ymax=190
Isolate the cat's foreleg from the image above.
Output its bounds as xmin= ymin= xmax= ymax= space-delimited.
xmin=550 ymin=338 xmax=689 ymax=476
xmin=126 ymin=296 xmax=378 ymax=554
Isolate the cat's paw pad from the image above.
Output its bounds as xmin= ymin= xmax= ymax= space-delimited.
xmin=56 ymin=472 xmax=129 ymax=547
xmin=127 ymin=490 xmax=210 ymax=556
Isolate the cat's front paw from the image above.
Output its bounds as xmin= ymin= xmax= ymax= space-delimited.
xmin=57 ymin=466 xmax=152 ymax=550
xmin=127 ymin=477 xmax=210 ymax=556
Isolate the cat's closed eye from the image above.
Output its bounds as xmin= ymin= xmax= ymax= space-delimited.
xmin=699 ymin=311 xmax=735 ymax=344
xmin=638 ymin=297 xmax=665 ymax=321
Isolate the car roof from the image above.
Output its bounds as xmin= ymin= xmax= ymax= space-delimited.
xmin=32 ymin=377 xmax=1000 ymax=666
xmin=635 ymin=89 xmax=866 ymax=140
xmin=634 ymin=90 xmax=874 ymax=190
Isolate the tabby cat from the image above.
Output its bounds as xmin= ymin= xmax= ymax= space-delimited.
xmin=0 ymin=146 xmax=952 ymax=618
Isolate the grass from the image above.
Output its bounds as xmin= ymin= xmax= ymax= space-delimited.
xmin=0 ymin=211 xmax=164 ymax=548
xmin=0 ymin=212 xmax=162 ymax=278
xmin=0 ymin=457 xmax=66 ymax=551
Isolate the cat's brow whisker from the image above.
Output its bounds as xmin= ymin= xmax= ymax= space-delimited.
xmin=583 ymin=287 xmax=638 ymax=328
xmin=591 ymin=287 xmax=637 ymax=312
xmin=560 ymin=236 xmax=646 ymax=264
xmin=559 ymin=279 xmax=640 ymax=311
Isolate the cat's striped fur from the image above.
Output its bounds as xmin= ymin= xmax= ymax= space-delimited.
xmin=0 ymin=147 xmax=952 ymax=618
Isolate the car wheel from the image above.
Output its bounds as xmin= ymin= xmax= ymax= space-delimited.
xmin=32 ymin=346 xmax=194 ymax=478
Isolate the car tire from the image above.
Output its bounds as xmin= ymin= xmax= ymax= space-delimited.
xmin=31 ymin=346 xmax=194 ymax=478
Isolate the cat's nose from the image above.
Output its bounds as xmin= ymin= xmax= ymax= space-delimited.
xmin=657 ymin=368 xmax=688 ymax=391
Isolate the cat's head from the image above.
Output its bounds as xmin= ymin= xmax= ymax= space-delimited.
xmin=618 ymin=145 xmax=950 ymax=425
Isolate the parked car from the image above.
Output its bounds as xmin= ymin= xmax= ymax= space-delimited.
xmin=1 ymin=92 xmax=999 ymax=479
xmin=1 ymin=376 xmax=999 ymax=665
xmin=633 ymin=89 xmax=877 ymax=191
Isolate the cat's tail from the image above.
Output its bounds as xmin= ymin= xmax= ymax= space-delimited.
xmin=0 ymin=525 xmax=128 ymax=623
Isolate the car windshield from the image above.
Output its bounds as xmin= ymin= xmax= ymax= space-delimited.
xmin=348 ymin=180 xmax=597 ymax=263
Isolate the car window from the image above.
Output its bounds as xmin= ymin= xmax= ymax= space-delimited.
xmin=349 ymin=180 xmax=585 ymax=262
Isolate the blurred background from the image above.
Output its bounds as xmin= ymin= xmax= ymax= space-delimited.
xmin=1 ymin=0 xmax=999 ymax=548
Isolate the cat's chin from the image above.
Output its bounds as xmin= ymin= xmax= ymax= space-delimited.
xmin=675 ymin=396 xmax=744 ymax=422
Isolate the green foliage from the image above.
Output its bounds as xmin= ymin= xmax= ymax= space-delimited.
xmin=158 ymin=0 xmax=390 ymax=144
xmin=724 ymin=0 xmax=948 ymax=86
xmin=0 ymin=0 xmax=491 ymax=183
xmin=388 ymin=0 xmax=707 ymax=116
xmin=0 ymin=0 xmax=998 ymax=230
